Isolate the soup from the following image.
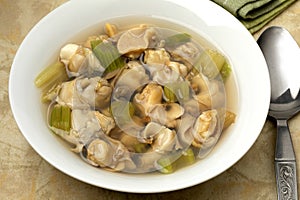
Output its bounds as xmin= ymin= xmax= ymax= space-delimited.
xmin=35 ymin=19 xmax=236 ymax=174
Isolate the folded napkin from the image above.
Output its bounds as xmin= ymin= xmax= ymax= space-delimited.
xmin=212 ymin=0 xmax=297 ymax=33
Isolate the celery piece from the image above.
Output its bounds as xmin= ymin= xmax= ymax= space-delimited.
xmin=208 ymin=50 xmax=226 ymax=71
xmin=157 ymin=157 xmax=175 ymax=174
xmin=157 ymin=149 xmax=195 ymax=174
xmin=50 ymin=104 xmax=60 ymax=129
xmin=220 ymin=61 xmax=232 ymax=81
xmin=164 ymin=81 xmax=190 ymax=103
xmin=50 ymin=104 xmax=71 ymax=131
xmin=165 ymin=33 xmax=191 ymax=48
xmin=34 ymin=61 xmax=68 ymax=88
xmin=90 ymin=40 xmax=102 ymax=49
xmin=176 ymin=148 xmax=195 ymax=167
xmin=61 ymin=106 xmax=71 ymax=131
xmin=157 ymin=151 xmax=181 ymax=174
xmin=133 ymin=143 xmax=149 ymax=153
xmin=196 ymin=49 xmax=226 ymax=79
xmin=110 ymin=100 xmax=135 ymax=126
xmin=163 ymin=86 xmax=177 ymax=103
xmin=91 ymin=40 xmax=125 ymax=74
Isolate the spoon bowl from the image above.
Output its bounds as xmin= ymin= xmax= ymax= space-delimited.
xmin=258 ymin=26 xmax=300 ymax=102
xmin=258 ymin=26 xmax=300 ymax=200
xmin=258 ymin=26 xmax=300 ymax=120
xmin=269 ymin=89 xmax=300 ymax=120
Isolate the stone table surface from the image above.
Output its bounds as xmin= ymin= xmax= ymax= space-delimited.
xmin=1 ymin=1 xmax=300 ymax=199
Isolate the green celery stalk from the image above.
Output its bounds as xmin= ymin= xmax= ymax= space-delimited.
xmin=165 ymin=33 xmax=191 ymax=48
xmin=176 ymin=148 xmax=195 ymax=167
xmin=164 ymin=81 xmax=190 ymax=103
xmin=34 ymin=61 xmax=68 ymax=88
xmin=91 ymin=40 xmax=125 ymax=74
xmin=133 ymin=143 xmax=149 ymax=153
xmin=157 ymin=148 xmax=195 ymax=174
xmin=157 ymin=157 xmax=175 ymax=174
xmin=110 ymin=101 xmax=135 ymax=127
xmin=163 ymin=86 xmax=177 ymax=103
xmin=220 ymin=61 xmax=232 ymax=81
xmin=90 ymin=40 xmax=102 ymax=50
xmin=50 ymin=104 xmax=71 ymax=131
xmin=195 ymin=49 xmax=228 ymax=80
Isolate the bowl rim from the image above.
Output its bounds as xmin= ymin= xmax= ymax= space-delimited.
xmin=9 ymin=0 xmax=270 ymax=193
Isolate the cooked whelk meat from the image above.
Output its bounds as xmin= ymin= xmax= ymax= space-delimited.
xmin=56 ymin=77 xmax=112 ymax=110
xmin=94 ymin=111 xmax=115 ymax=135
xmin=152 ymin=65 xmax=183 ymax=85
xmin=112 ymin=61 xmax=149 ymax=100
xmin=48 ymin=108 xmax=98 ymax=152
xmin=56 ymin=79 xmax=78 ymax=108
xmin=109 ymin=127 xmax=141 ymax=152
xmin=138 ymin=122 xmax=165 ymax=144
xmin=151 ymin=126 xmax=177 ymax=153
xmin=192 ymin=109 xmax=219 ymax=149
xmin=170 ymin=42 xmax=201 ymax=67
xmin=183 ymin=98 xmax=201 ymax=117
xmin=143 ymin=49 xmax=189 ymax=78
xmin=60 ymin=44 xmax=85 ymax=72
xmin=40 ymin=22 xmax=236 ymax=174
xmin=189 ymin=73 xmax=221 ymax=110
xmin=167 ymin=61 xmax=189 ymax=77
xmin=83 ymin=52 xmax=105 ymax=76
xmin=148 ymin=103 xmax=184 ymax=127
xmin=133 ymin=83 xmax=163 ymax=116
xmin=76 ymin=77 xmax=113 ymax=110
xmin=76 ymin=77 xmax=102 ymax=108
xmin=117 ymin=26 xmax=158 ymax=55
xmin=143 ymin=49 xmax=189 ymax=85
xmin=94 ymin=78 xmax=113 ymax=109
xmin=190 ymin=73 xmax=209 ymax=95
xmin=86 ymin=138 xmax=136 ymax=171
xmin=193 ymin=80 xmax=222 ymax=111
xmin=71 ymin=109 xmax=102 ymax=144
xmin=60 ymin=43 xmax=104 ymax=77
xmin=135 ymin=125 xmax=179 ymax=172
xmin=176 ymin=114 xmax=196 ymax=147
xmin=86 ymin=139 xmax=112 ymax=167
xmin=143 ymin=49 xmax=170 ymax=75
xmin=144 ymin=49 xmax=170 ymax=65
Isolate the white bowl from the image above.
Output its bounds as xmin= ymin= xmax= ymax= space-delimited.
xmin=9 ymin=0 xmax=270 ymax=193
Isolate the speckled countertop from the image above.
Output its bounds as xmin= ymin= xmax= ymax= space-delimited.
xmin=1 ymin=1 xmax=300 ymax=199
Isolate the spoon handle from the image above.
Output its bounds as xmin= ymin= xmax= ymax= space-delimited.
xmin=275 ymin=119 xmax=298 ymax=200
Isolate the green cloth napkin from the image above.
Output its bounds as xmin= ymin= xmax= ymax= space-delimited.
xmin=212 ymin=0 xmax=297 ymax=33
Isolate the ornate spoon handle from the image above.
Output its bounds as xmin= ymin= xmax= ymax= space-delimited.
xmin=275 ymin=161 xmax=298 ymax=200
xmin=275 ymin=119 xmax=298 ymax=200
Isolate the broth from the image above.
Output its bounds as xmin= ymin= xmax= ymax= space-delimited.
xmin=35 ymin=16 xmax=238 ymax=174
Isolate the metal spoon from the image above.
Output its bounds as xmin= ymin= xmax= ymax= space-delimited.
xmin=258 ymin=26 xmax=300 ymax=200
